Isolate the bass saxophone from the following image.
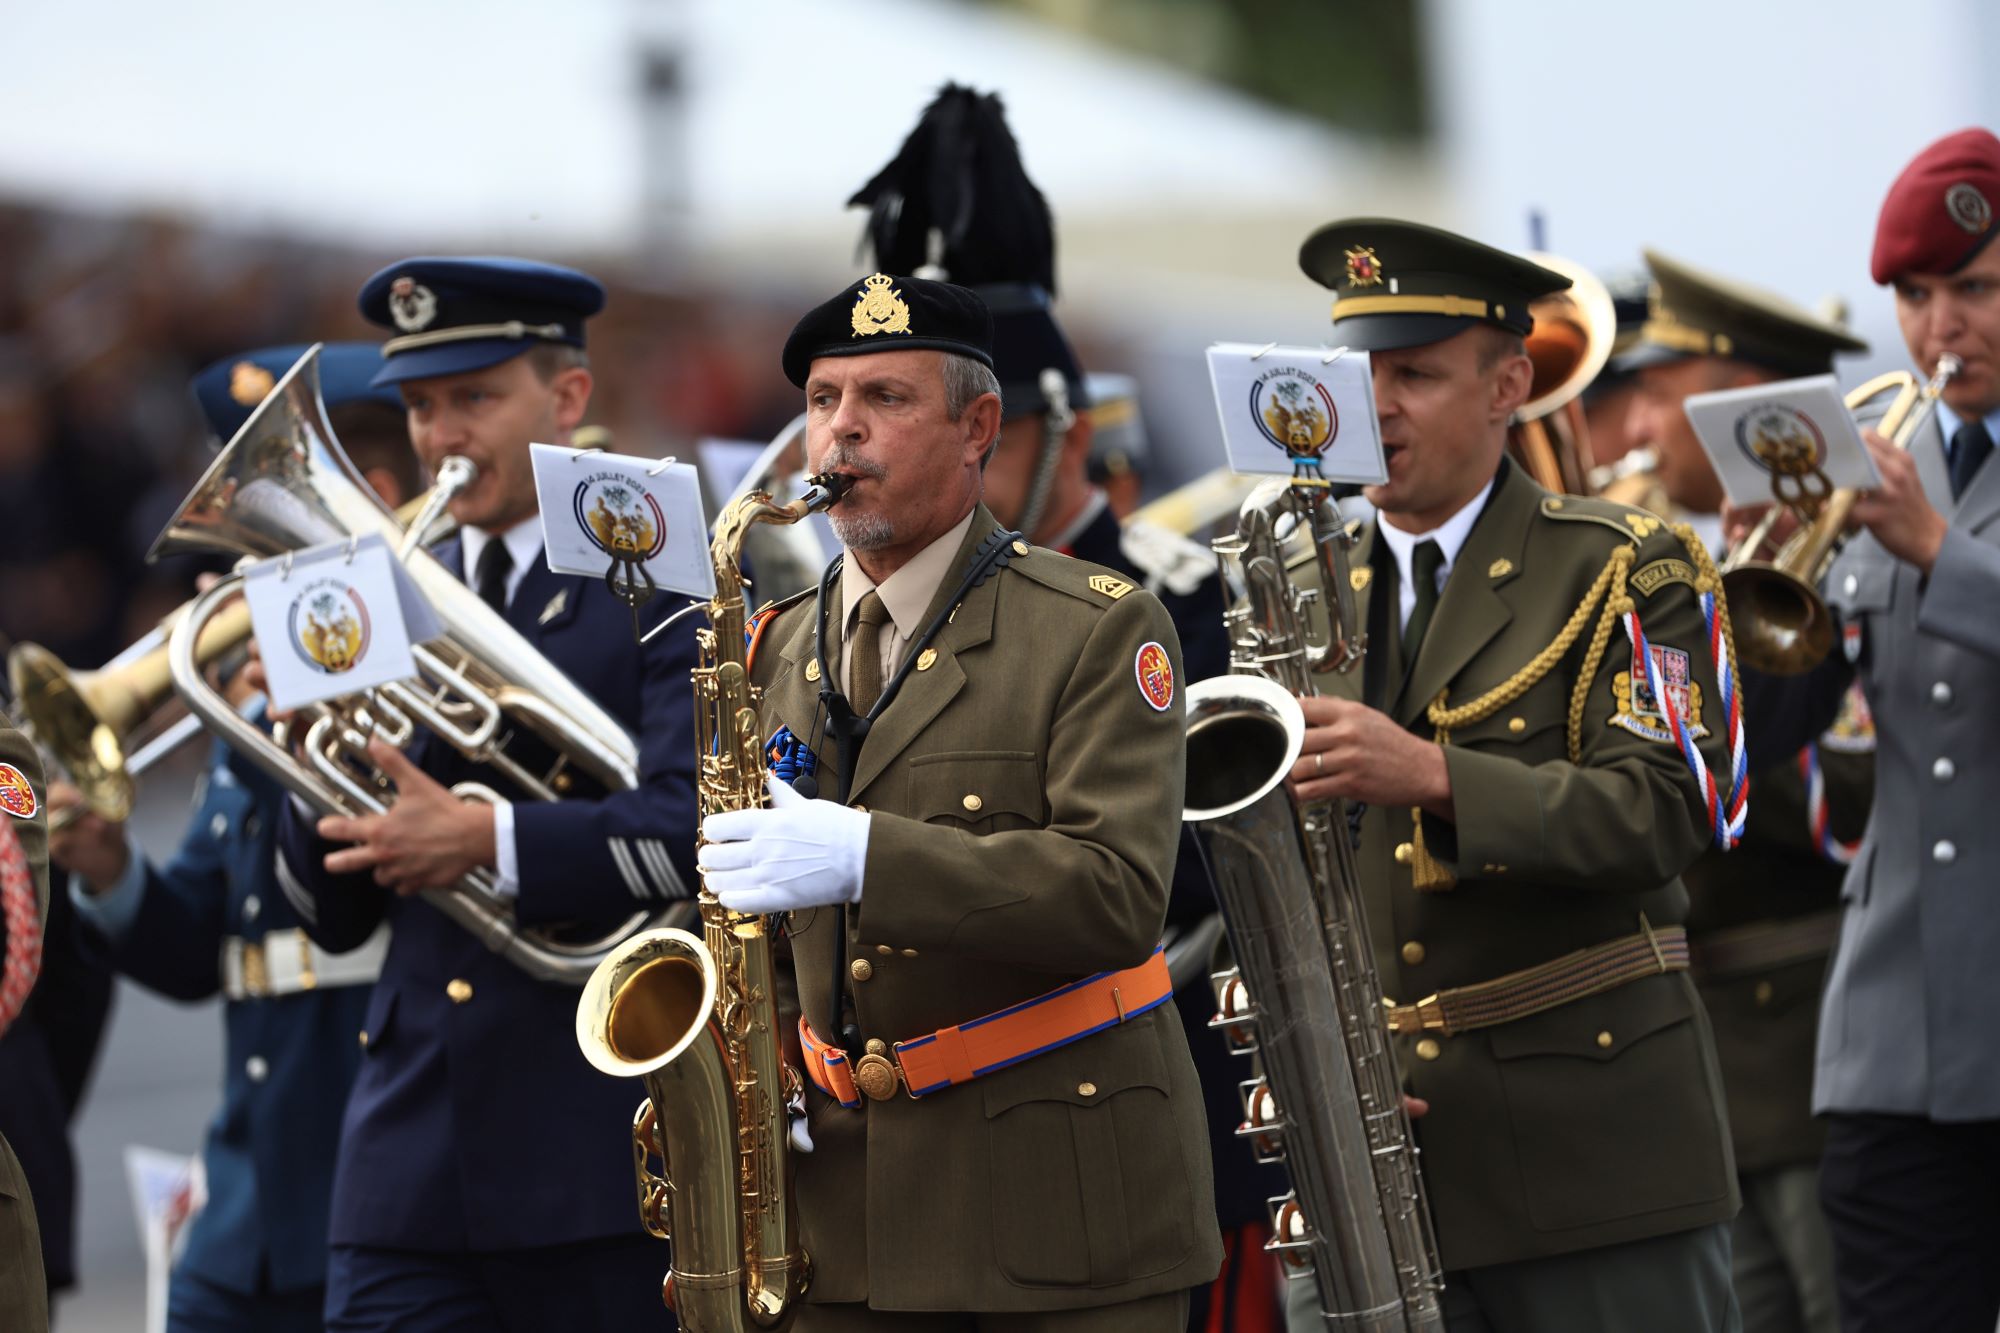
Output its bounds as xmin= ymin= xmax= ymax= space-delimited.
xmin=1184 ymin=481 xmax=1445 ymax=1331
xmin=575 ymin=473 xmax=847 ymax=1330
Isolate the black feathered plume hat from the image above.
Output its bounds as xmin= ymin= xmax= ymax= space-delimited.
xmin=849 ymin=84 xmax=1086 ymax=420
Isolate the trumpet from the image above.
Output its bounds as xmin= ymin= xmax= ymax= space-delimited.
xmin=1722 ymin=353 xmax=1959 ymax=674
xmin=156 ymin=344 xmax=681 ymax=984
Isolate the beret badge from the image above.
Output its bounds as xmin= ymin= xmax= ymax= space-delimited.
xmin=1946 ymin=182 xmax=1993 ymax=235
xmin=388 ymin=275 xmax=439 ymax=333
xmin=849 ymin=273 xmax=913 ymax=338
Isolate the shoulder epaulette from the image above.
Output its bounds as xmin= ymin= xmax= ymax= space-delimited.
xmin=1006 ymin=544 xmax=1135 ymax=610
xmin=1537 ymin=494 xmax=1670 ymax=544
xmin=743 ymin=585 xmax=815 ymax=674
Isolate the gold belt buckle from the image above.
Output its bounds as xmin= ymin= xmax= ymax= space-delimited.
xmin=852 ymin=1052 xmax=900 ymax=1102
xmin=240 ymin=940 xmax=270 ymax=998
xmin=1387 ymin=993 xmax=1448 ymax=1037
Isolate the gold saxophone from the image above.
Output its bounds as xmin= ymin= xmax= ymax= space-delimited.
xmin=575 ymin=474 xmax=847 ymax=1329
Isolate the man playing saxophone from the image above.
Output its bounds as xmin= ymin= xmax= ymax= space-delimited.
xmin=272 ymin=258 xmax=700 ymax=1332
xmin=697 ymin=272 xmax=1222 ymax=1330
xmin=1282 ymin=220 xmax=1742 ymax=1333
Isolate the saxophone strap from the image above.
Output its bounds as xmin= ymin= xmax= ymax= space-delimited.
xmin=1385 ymin=918 xmax=1687 ymax=1037
xmin=798 ymin=947 xmax=1173 ymax=1106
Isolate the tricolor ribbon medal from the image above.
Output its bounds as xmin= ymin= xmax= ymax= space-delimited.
xmin=0 ymin=763 xmax=38 ymax=819
xmin=1135 ymin=641 xmax=1175 ymax=712
xmin=287 ymin=578 xmax=372 ymax=675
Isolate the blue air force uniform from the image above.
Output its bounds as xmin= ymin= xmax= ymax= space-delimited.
xmin=273 ymin=258 xmax=698 ymax=1330
xmin=73 ymin=728 xmax=376 ymax=1328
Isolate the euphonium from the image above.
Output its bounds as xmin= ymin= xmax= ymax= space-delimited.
xmin=575 ymin=473 xmax=846 ymax=1330
xmin=11 ymin=491 xmax=451 ymax=829
xmin=1185 ymin=481 xmax=1445 ymax=1332
xmin=1722 ymin=353 xmax=1959 ymax=674
xmin=158 ymin=343 xmax=673 ymax=984
xmin=1508 ymin=252 xmax=1619 ymax=495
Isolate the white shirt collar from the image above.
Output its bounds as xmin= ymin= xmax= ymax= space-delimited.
xmin=1374 ymin=476 xmax=1494 ymax=629
xmin=460 ymin=515 xmax=543 ymax=609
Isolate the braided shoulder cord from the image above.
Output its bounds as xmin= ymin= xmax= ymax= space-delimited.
xmin=1407 ymin=543 xmax=1636 ymax=891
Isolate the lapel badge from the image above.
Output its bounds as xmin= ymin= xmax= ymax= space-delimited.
xmin=389 ymin=275 xmax=438 ymax=332
xmin=1947 ymin=182 xmax=1992 ymax=234
xmin=1350 ymin=566 xmax=1373 ymax=592
xmin=1344 ymin=246 xmax=1385 ymax=288
xmin=805 ymin=659 xmax=822 ymax=682
xmin=1088 ymin=573 xmax=1133 ymax=600
xmin=850 ymin=274 xmax=912 ymax=338
xmin=229 ymin=361 xmax=276 ymax=407
xmin=538 ymin=588 xmax=568 ymax=625
xmin=916 ymin=648 xmax=938 ymax=671
xmin=1488 ymin=558 xmax=1514 ymax=579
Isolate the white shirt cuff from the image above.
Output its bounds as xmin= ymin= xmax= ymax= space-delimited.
xmin=66 ymin=830 xmax=148 ymax=939
xmin=490 ymin=802 xmax=521 ymax=901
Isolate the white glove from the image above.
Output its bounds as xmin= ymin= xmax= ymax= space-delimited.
xmin=698 ymin=776 xmax=869 ymax=914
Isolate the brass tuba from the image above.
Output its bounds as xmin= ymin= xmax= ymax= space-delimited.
xmin=157 ymin=344 xmax=680 ymax=984
xmin=1509 ymin=253 xmax=1619 ymax=496
xmin=1185 ymin=481 xmax=1445 ymax=1331
xmin=575 ymin=475 xmax=846 ymax=1328
xmin=1722 ymin=354 xmax=1959 ymax=674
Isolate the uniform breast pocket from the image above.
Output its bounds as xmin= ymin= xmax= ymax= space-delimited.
xmin=982 ymin=1019 xmax=1194 ymax=1289
xmin=908 ymin=751 xmax=1044 ymax=833
xmin=1488 ymin=976 xmax=1730 ymax=1233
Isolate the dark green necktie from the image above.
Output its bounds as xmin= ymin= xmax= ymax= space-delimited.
xmin=1403 ymin=539 xmax=1444 ymax=658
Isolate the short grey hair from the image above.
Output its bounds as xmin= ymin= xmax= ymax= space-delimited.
xmin=942 ymin=353 xmax=1001 ymax=421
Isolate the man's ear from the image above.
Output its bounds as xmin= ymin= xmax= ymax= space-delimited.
xmin=1491 ymin=350 xmax=1535 ymax=423
xmin=550 ymin=366 xmax=594 ymax=435
xmin=963 ymin=391 xmax=1003 ymax=469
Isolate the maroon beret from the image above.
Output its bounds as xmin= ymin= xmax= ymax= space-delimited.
xmin=1871 ymin=128 xmax=2000 ymax=284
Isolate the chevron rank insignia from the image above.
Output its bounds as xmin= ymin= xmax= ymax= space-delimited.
xmin=1088 ymin=574 xmax=1134 ymax=600
xmin=538 ymin=589 xmax=568 ymax=625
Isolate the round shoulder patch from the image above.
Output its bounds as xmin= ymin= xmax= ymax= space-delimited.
xmin=1134 ymin=641 xmax=1176 ymax=712
xmin=0 ymin=763 xmax=39 ymax=819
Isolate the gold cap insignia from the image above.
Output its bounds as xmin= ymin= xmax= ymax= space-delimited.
xmin=1488 ymin=558 xmax=1513 ymax=579
xmin=1350 ymin=566 xmax=1373 ymax=592
xmin=228 ymin=361 xmax=275 ymax=407
xmin=1087 ymin=573 xmax=1133 ymax=600
xmin=388 ymin=275 xmax=438 ymax=333
xmin=850 ymin=273 xmax=912 ymax=338
xmin=1344 ymin=246 xmax=1385 ymax=288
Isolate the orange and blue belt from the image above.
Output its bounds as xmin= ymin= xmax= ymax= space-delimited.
xmin=799 ymin=946 xmax=1173 ymax=1107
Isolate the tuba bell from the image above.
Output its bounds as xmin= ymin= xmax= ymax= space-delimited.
xmin=1722 ymin=354 xmax=1959 ymax=674
xmin=1509 ymin=253 xmax=1619 ymax=495
xmin=156 ymin=344 xmax=685 ymax=983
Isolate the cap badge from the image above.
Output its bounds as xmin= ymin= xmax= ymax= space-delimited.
xmin=1344 ymin=246 xmax=1385 ymax=288
xmin=850 ymin=273 xmax=912 ymax=338
xmin=1946 ymin=182 xmax=1992 ymax=235
xmin=389 ymin=275 xmax=439 ymax=333
xmin=228 ymin=360 xmax=276 ymax=407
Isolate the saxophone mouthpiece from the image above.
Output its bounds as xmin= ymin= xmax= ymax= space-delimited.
xmin=801 ymin=472 xmax=850 ymax=512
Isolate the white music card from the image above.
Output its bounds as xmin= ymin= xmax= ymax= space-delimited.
xmin=242 ymin=532 xmax=440 ymax=712
xmin=529 ymin=443 xmax=716 ymax=599
xmin=1205 ymin=343 xmax=1387 ymax=484
xmin=1682 ymin=374 xmax=1881 ymax=505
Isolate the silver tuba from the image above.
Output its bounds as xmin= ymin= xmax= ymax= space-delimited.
xmin=156 ymin=344 xmax=687 ymax=984
xmin=1185 ymin=481 xmax=1445 ymax=1330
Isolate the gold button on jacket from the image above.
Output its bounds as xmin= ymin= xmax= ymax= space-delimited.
xmin=745 ymin=505 xmax=1221 ymax=1311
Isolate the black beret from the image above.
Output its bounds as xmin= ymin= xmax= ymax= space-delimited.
xmin=1300 ymin=217 xmax=1571 ymax=353
xmin=782 ymin=273 xmax=994 ymax=388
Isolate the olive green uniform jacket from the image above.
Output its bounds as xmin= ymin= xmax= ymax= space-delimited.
xmin=1319 ymin=464 xmax=1741 ymax=1271
xmin=1684 ymin=734 xmax=1872 ymax=1174
xmin=750 ymin=508 xmax=1223 ymax=1312
xmin=0 ymin=722 xmax=50 ymax=1333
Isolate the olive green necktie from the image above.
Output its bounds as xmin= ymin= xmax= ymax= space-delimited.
xmin=849 ymin=590 xmax=892 ymax=717
xmin=1403 ymin=539 xmax=1444 ymax=659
